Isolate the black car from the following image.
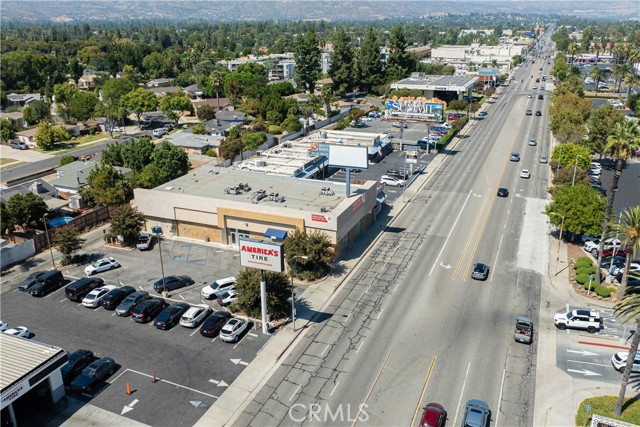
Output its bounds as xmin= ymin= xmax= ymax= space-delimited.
xmin=61 ymin=349 xmax=95 ymax=386
xmin=471 ymin=263 xmax=490 ymax=280
xmin=102 ymin=286 xmax=136 ymax=310
xmin=386 ymin=169 xmax=408 ymax=180
xmin=18 ymin=271 xmax=46 ymax=292
xmin=497 ymin=188 xmax=509 ymax=197
xmin=28 ymin=270 xmax=65 ymax=297
xmin=526 ymin=110 xmax=533 ymax=116
xmin=535 ymin=111 xmax=542 ymax=116
xmin=115 ymin=291 xmax=150 ymax=316
xmin=154 ymin=302 xmax=190 ymax=330
xmin=153 ymin=275 xmax=194 ymax=293
xmin=200 ymin=311 xmax=232 ymax=337
xmin=132 ymin=298 xmax=167 ymax=323
xmin=70 ymin=357 xmax=116 ymax=392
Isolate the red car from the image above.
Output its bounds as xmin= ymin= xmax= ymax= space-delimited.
xmin=602 ymin=248 xmax=627 ymax=258
xmin=420 ymin=402 xmax=446 ymax=427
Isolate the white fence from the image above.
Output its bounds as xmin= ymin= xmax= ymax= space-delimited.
xmin=1 ymin=239 xmax=36 ymax=270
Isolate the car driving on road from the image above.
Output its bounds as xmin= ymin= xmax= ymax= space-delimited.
xmin=471 ymin=263 xmax=490 ymax=280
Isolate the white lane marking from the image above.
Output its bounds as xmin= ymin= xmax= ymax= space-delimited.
xmin=491 ymin=234 xmax=504 ymax=283
xmin=567 ymin=349 xmax=598 ymax=356
xmin=256 ymin=339 xmax=268 ymax=355
xmin=123 ymin=368 xmax=219 ymax=397
xmin=330 ymin=381 xmax=340 ymax=397
xmin=429 ymin=190 xmax=473 ymax=276
xmin=356 ymin=341 xmax=364 ymax=354
xmin=248 ymin=332 xmax=258 ymax=337
xmin=343 ymin=313 xmax=352 ymax=324
xmin=289 ymin=385 xmax=301 ymax=402
xmin=495 ymin=368 xmax=507 ymax=427
xmin=60 ymin=298 xmax=67 ymax=303
xmin=139 ymin=285 xmax=144 ymax=290
xmin=452 ymin=362 xmax=471 ymax=427
xmin=179 ymin=295 xmax=185 ymax=300
xmin=211 ymin=337 xmax=218 ymax=343
xmin=376 ymin=309 xmax=384 ymax=320
xmin=393 ymin=282 xmax=400 ymax=292
xmin=567 ymin=359 xmax=610 ymax=367
xmin=190 ymin=328 xmax=198 ymax=337
xmin=321 ymin=344 xmax=330 ymax=356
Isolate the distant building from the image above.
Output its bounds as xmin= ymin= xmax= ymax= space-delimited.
xmin=50 ymin=160 xmax=132 ymax=197
xmin=166 ymin=131 xmax=224 ymax=155
xmin=390 ymin=73 xmax=479 ymax=103
xmin=6 ymin=93 xmax=41 ymax=108
xmin=146 ymin=78 xmax=174 ymax=88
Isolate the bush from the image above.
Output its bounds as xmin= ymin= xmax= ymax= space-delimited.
xmin=576 ymin=265 xmax=596 ymax=277
xmin=191 ymin=123 xmax=206 ymax=135
xmin=204 ymin=149 xmax=217 ymax=157
xmin=576 ymin=273 xmax=590 ymax=285
xmin=595 ymin=285 xmax=612 ymax=298
xmin=59 ymin=155 xmax=76 ymax=167
xmin=268 ymin=125 xmax=283 ymax=134
xmin=574 ymin=256 xmax=593 ymax=270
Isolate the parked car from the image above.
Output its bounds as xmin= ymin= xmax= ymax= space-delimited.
xmin=10 ymin=141 xmax=29 ymax=150
xmin=220 ymin=317 xmax=250 ymax=342
xmin=419 ymin=402 xmax=446 ymax=427
xmin=510 ymin=152 xmax=520 ymax=162
xmin=600 ymin=256 xmax=627 ymax=270
xmin=554 ymin=309 xmax=603 ymax=333
xmin=367 ymin=111 xmax=382 ymax=118
xmin=200 ymin=311 xmax=232 ymax=337
xmin=611 ymin=352 xmax=640 ymax=373
xmin=461 ymin=400 xmax=490 ymax=427
xmin=386 ymin=169 xmax=408 ymax=180
xmin=152 ymin=128 xmax=167 ymax=138
xmin=602 ymin=248 xmax=627 ymax=258
xmin=101 ymin=286 xmax=136 ymax=310
xmin=217 ymin=290 xmax=238 ymax=306
xmin=82 ymin=285 xmax=118 ymax=308
xmin=131 ymin=298 xmax=168 ymax=323
xmin=18 ymin=271 xmax=46 ymax=292
xmin=0 ymin=322 xmax=7 ymax=332
xmin=84 ymin=257 xmax=120 ymax=276
xmin=514 ymin=316 xmax=534 ymax=344
xmin=61 ymin=349 xmax=95 ymax=385
xmin=154 ymin=302 xmax=190 ymax=330
xmin=70 ymin=357 xmax=116 ymax=392
xmin=115 ymin=291 xmax=150 ymax=316
xmin=380 ymin=175 xmax=405 ymax=187
xmin=180 ymin=304 xmax=212 ymax=328
xmin=392 ymin=122 xmax=408 ymax=128
xmin=4 ymin=326 xmax=29 ymax=338
xmin=153 ymin=275 xmax=194 ymax=293
xmin=65 ymin=278 xmax=104 ymax=302
xmin=201 ymin=277 xmax=237 ymax=300
xmin=611 ymin=263 xmax=640 ymax=278
xmin=136 ymin=233 xmax=152 ymax=250
xmin=471 ymin=263 xmax=490 ymax=280
xmin=28 ymin=270 xmax=65 ymax=297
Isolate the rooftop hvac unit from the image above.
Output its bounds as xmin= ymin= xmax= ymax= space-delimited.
xmin=256 ymin=160 xmax=267 ymax=167
xmin=252 ymin=189 xmax=267 ymax=204
xmin=256 ymin=150 xmax=264 ymax=156
xmin=224 ymin=187 xmax=240 ymax=195
xmin=69 ymin=194 xmax=86 ymax=209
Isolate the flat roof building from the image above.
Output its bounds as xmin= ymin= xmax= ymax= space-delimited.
xmin=390 ymin=73 xmax=479 ymax=103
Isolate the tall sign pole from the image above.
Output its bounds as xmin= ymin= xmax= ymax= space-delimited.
xmin=260 ymin=270 xmax=268 ymax=334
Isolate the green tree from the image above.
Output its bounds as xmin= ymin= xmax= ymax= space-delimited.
xmin=7 ymin=193 xmax=48 ymax=232
xmin=281 ymin=115 xmax=302 ymax=132
xmin=59 ymin=155 xmax=76 ymax=167
xmin=219 ymin=137 xmax=242 ymax=161
xmin=235 ymin=268 xmax=291 ymax=320
xmin=108 ymin=204 xmax=145 ymax=247
xmin=549 ymin=91 xmax=591 ymax=143
xmin=98 ymin=77 xmax=138 ymax=136
xmin=284 ymin=229 xmax=333 ymax=280
xmin=23 ymin=100 xmax=51 ymax=125
xmin=122 ymin=138 xmax=155 ymax=172
xmin=0 ymin=200 xmax=14 ymax=237
xmin=158 ymin=92 xmax=191 ymax=125
xmin=86 ymin=164 xmax=131 ymax=206
xmin=196 ymin=105 xmax=216 ymax=122
xmin=34 ymin=120 xmax=69 ymax=150
xmin=385 ymin=25 xmax=417 ymax=82
xmin=358 ymin=27 xmax=383 ymax=93
xmin=69 ymin=91 xmax=98 ymax=124
xmin=134 ymin=163 xmax=166 ymax=189
xmin=552 ymin=167 xmax=588 ymax=186
xmin=596 ymin=121 xmax=640 ymax=284
xmin=54 ymin=225 xmax=85 ymax=265
xmin=550 ymin=55 xmax=569 ymax=82
xmin=328 ymin=28 xmax=356 ymax=94
xmin=588 ymin=66 xmax=606 ymax=97
xmin=0 ymin=118 xmax=15 ymax=142
xmin=241 ymin=131 xmax=266 ymax=150
xmin=586 ymin=104 xmax=625 ymax=156
xmin=613 ymin=287 xmax=640 ymax=416
xmin=544 ymin=184 xmax=607 ymax=237
xmin=142 ymin=51 xmax=174 ymax=80
xmin=551 ymin=26 xmax=571 ymax=52
xmin=151 ymin=141 xmax=190 ymax=181
xmin=191 ymin=123 xmax=206 ymax=134
xmin=101 ymin=142 xmax=125 ymax=167
xmin=122 ymin=87 xmax=159 ymax=127
xmin=293 ymin=30 xmax=321 ymax=93
xmin=608 ymin=206 xmax=640 ymax=299
xmin=567 ymin=42 xmax=578 ymax=67
xmin=53 ymin=82 xmax=78 ymax=123
xmin=550 ymin=143 xmax=592 ymax=171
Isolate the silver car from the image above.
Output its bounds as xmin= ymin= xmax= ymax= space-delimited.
xmin=220 ymin=318 xmax=249 ymax=343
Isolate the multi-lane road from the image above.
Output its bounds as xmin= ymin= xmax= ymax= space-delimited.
xmin=233 ymin=53 xmax=554 ymax=426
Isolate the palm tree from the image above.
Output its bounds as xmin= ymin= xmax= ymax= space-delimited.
xmin=622 ymin=72 xmax=639 ymax=101
xmin=589 ymin=67 xmax=606 ymax=96
xmin=613 ymin=64 xmax=632 ymax=94
xmin=596 ymin=122 xmax=640 ymax=285
xmin=613 ymin=287 xmax=640 ymax=416
xmin=567 ymin=42 xmax=578 ymax=67
xmin=208 ymin=69 xmax=225 ymax=112
xmin=609 ymin=206 xmax=640 ymax=299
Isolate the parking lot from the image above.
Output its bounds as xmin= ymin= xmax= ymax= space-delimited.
xmin=1 ymin=240 xmax=273 ymax=426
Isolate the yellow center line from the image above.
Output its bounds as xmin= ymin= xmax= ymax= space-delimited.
xmin=352 ymin=351 xmax=392 ymax=427
xmin=409 ymin=356 xmax=438 ymax=427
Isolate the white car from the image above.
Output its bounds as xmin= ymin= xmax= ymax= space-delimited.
xmin=553 ymin=309 xmax=602 ymax=333
xmin=520 ymin=169 xmax=531 ymax=179
xmin=583 ymin=238 xmax=621 ymax=256
xmin=82 ymin=285 xmax=118 ymax=308
xmin=220 ymin=318 xmax=249 ymax=343
xmin=153 ymin=128 xmax=167 ymax=138
xmin=611 ymin=352 xmax=640 ymax=372
xmin=380 ymin=175 xmax=405 ymax=187
xmin=180 ymin=304 xmax=212 ymax=328
xmin=590 ymin=162 xmax=602 ymax=173
xmin=527 ymin=94 xmax=532 ymax=98
xmin=0 ymin=321 xmax=8 ymax=332
xmin=4 ymin=326 xmax=29 ymax=338
xmin=201 ymin=277 xmax=236 ymax=300
xmin=136 ymin=233 xmax=152 ymax=251
xmin=84 ymin=257 xmax=120 ymax=276
xmin=611 ymin=263 xmax=640 ymax=278
xmin=217 ymin=290 xmax=238 ymax=306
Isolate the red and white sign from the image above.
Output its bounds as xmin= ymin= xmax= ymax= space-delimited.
xmin=239 ymin=238 xmax=284 ymax=273
xmin=312 ymin=214 xmax=328 ymax=223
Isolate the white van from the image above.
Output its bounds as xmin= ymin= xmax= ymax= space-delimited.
xmin=152 ymin=128 xmax=167 ymax=138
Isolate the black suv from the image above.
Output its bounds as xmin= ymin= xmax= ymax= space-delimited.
xmin=61 ymin=349 xmax=95 ymax=385
xmin=102 ymin=286 xmax=136 ymax=310
xmin=29 ymin=270 xmax=65 ymax=297
xmin=18 ymin=271 xmax=46 ymax=292
xmin=65 ymin=278 xmax=104 ymax=302
xmin=132 ymin=298 xmax=167 ymax=323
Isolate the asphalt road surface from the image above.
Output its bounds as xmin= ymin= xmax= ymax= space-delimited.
xmin=234 ymin=53 xmax=553 ymax=427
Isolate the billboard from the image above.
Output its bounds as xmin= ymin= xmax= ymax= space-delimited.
xmin=385 ymin=97 xmax=446 ymax=122
xmin=328 ymin=145 xmax=368 ymax=169
xmin=239 ymin=238 xmax=284 ymax=273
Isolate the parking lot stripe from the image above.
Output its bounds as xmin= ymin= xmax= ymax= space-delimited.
xmin=330 ymin=381 xmax=340 ymax=396
xmin=122 ymin=368 xmax=219 ymax=398
xmin=60 ymin=298 xmax=67 ymax=303
xmin=248 ymin=332 xmax=258 ymax=337
xmin=289 ymin=385 xmax=301 ymax=401
xmin=256 ymin=340 xmax=269 ymax=355
xmin=211 ymin=337 xmax=218 ymax=343
xmin=321 ymin=344 xmax=330 ymax=357
xmin=356 ymin=341 xmax=364 ymax=354
xmin=190 ymin=328 xmax=198 ymax=337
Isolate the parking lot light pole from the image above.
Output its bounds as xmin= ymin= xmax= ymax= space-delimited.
xmin=42 ymin=214 xmax=56 ymax=269
xmin=571 ymin=154 xmax=581 ymax=186
xmin=154 ymin=228 xmax=166 ymax=298
xmin=290 ymin=255 xmax=308 ymax=331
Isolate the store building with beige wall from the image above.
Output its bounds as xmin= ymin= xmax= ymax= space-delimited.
xmin=133 ymin=166 xmax=380 ymax=257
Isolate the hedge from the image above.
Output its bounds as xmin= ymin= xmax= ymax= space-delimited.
xmin=576 ymin=266 xmax=596 ymax=277
xmin=576 ymin=273 xmax=590 ymax=285
xmin=574 ymin=257 xmax=594 ymax=269
xmin=595 ymin=286 xmax=612 ymax=298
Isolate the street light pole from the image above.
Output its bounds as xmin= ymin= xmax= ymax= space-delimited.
xmin=42 ymin=214 xmax=56 ymax=269
xmin=555 ymin=144 xmax=564 ymax=176
xmin=571 ymin=154 xmax=581 ymax=186
xmin=290 ymin=255 xmax=308 ymax=331
xmin=154 ymin=228 xmax=166 ymax=298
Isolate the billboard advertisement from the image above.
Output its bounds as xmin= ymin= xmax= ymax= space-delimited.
xmin=385 ymin=97 xmax=446 ymax=122
xmin=239 ymin=238 xmax=284 ymax=273
xmin=328 ymin=145 xmax=368 ymax=169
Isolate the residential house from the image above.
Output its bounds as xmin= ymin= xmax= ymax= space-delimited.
xmin=50 ymin=160 xmax=132 ymax=197
xmin=146 ymin=86 xmax=182 ymax=97
xmin=15 ymin=128 xmax=37 ymax=147
xmin=76 ymin=73 xmax=97 ymax=90
xmin=0 ymin=112 xmax=25 ymax=129
xmin=146 ymin=78 xmax=174 ymax=88
xmin=0 ymin=179 xmax=68 ymax=212
xmin=191 ymin=98 xmax=231 ymax=115
xmin=166 ymin=130 xmax=224 ymax=155
xmin=204 ymin=111 xmax=252 ymax=136
xmin=6 ymin=93 xmax=41 ymax=108
xmin=183 ymin=84 xmax=204 ymax=99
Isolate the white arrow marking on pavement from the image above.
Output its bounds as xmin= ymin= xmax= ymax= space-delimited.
xmin=190 ymin=400 xmax=202 ymax=408
xmin=473 ymin=193 xmax=482 ymax=197
xmin=567 ymin=368 xmax=601 ymax=376
xmin=208 ymin=379 xmax=229 ymax=387
xmin=121 ymin=399 xmax=139 ymax=415
xmin=567 ymin=349 xmax=598 ymax=357
xmin=230 ymin=358 xmax=248 ymax=366
xmin=440 ymin=262 xmax=451 ymax=269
